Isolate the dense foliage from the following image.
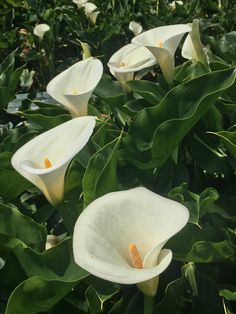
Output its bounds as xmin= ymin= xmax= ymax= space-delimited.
xmin=0 ymin=0 xmax=236 ymax=313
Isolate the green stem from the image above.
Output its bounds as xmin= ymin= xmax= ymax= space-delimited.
xmin=143 ymin=294 xmax=154 ymax=314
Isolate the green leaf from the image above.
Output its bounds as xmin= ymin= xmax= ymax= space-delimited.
xmin=85 ymin=276 xmax=119 ymax=313
xmin=208 ymin=130 xmax=236 ymax=158
xmin=154 ymin=277 xmax=189 ymax=314
xmin=94 ymin=74 xmax=125 ymax=99
xmin=187 ymin=135 xmax=230 ymax=176
xmin=126 ymin=80 xmax=163 ymax=105
xmin=168 ymin=223 xmax=236 ymax=262
xmin=0 ymin=87 xmax=15 ymax=109
xmin=126 ymin=68 xmax=236 ymax=169
xmin=82 ymin=133 xmax=121 ymax=206
xmin=169 ymin=184 xmax=219 ymax=226
xmin=85 ymin=286 xmax=102 ymax=314
xmin=5 ymin=238 xmax=88 ymax=314
xmin=219 ymin=287 xmax=236 ymax=301
xmin=5 ymin=277 xmax=76 ymax=314
xmin=190 ymin=270 xmax=225 ymax=314
xmin=182 ymin=263 xmax=198 ymax=296
xmin=0 ymin=152 xmax=32 ymax=199
xmin=12 ymin=238 xmax=88 ymax=281
xmin=16 ymin=112 xmax=71 ymax=130
xmin=0 ymin=204 xmax=46 ymax=253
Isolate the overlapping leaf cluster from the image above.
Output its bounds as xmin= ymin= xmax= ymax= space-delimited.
xmin=0 ymin=1 xmax=236 ymax=314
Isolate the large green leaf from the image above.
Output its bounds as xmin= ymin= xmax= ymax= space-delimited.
xmin=208 ymin=130 xmax=236 ymax=158
xmin=154 ymin=277 xmax=189 ymax=314
xmin=0 ymin=151 xmax=32 ymax=199
xmin=169 ymin=184 xmax=219 ymax=226
xmin=125 ymin=68 xmax=236 ymax=169
xmin=11 ymin=238 xmax=87 ymax=281
xmin=5 ymin=277 xmax=77 ymax=314
xmin=126 ymin=80 xmax=163 ymax=105
xmin=5 ymin=238 xmax=88 ymax=314
xmin=190 ymin=270 xmax=225 ymax=314
xmin=16 ymin=112 xmax=71 ymax=130
xmin=0 ymin=204 xmax=46 ymax=252
xmin=169 ymin=223 xmax=236 ymax=263
xmin=82 ymin=134 xmax=121 ymax=206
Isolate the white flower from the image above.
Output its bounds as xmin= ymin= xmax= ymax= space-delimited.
xmin=84 ymin=2 xmax=97 ymax=13
xmin=132 ymin=24 xmax=192 ymax=84
xmin=47 ymin=58 xmax=103 ymax=117
xmin=129 ymin=21 xmax=143 ymax=36
xmin=11 ymin=116 xmax=96 ymax=205
xmin=73 ymin=187 xmax=189 ymax=297
xmin=73 ymin=0 xmax=88 ymax=9
xmin=107 ymin=43 xmax=156 ymax=82
xmin=182 ymin=34 xmax=196 ymax=60
xmin=169 ymin=1 xmax=183 ymax=11
xmin=0 ymin=258 xmax=5 ymax=270
xmin=181 ymin=20 xmax=208 ymax=67
xmin=45 ymin=235 xmax=60 ymax=250
xmin=84 ymin=3 xmax=100 ymax=24
xmin=33 ymin=24 xmax=50 ymax=39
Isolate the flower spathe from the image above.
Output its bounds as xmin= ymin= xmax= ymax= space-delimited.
xmin=132 ymin=24 xmax=192 ymax=84
xmin=73 ymin=187 xmax=189 ymax=297
xmin=11 ymin=116 xmax=96 ymax=205
xmin=33 ymin=24 xmax=50 ymax=39
xmin=107 ymin=43 xmax=156 ymax=82
xmin=84 ymin=2 xmax=100 ymax=24
xmin=169 ymin=0 xmax=183 ymax=11
xmin=73 ymin=0 xmax=88 ymax=9
xmin=182 ymin=20 xmax=208 ymax=67
xmin=47 ymin=58 xmax=103 ymax=117
xmin=129 ymin=21 xmax=143 ymax=36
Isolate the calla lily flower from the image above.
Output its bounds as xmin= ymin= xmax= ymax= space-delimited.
xmin=47 ymin=58 xmax=103 ymax=117
xmin=169 ymin=0 xmax=183 ymax=11
xmin=84 ymin=3 xmax=100 ymax=24
xmin=182 ymin=20 xmax=208 ymax=67
xmin=73 ymin=187 xmax=189 ymax=297
xmin=45 ymin=235 xmax=60 ymax=250
xmin=129 ymin=21 xmax=143 ymax=36
xmin=131 ymin=24 xmax=192 ymax=84
xmin=11 ymin=116 xmax=96 ymax=205
xmin=73 ymin=0 xmax=88 ymax=9
xmin=107 ymin=43 xmax=156 ymax=82
xmin=33 ymin=24 xmax=50 ymax=39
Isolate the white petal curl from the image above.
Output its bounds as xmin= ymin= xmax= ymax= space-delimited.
xmin=47 ymin=58 xmax=103 ymax=117
xmin=33 ymin=24 xmax=50 ymax=39
xmin=131 ymin=24 xmax=192 ymax=83
xmin=107 ymin=44 xmax=156 ymax=82
xmin=129 ymin=21 xmax=143 ymax=36
xmin=73 ymin=187 xmax=189 ymax=285
xmin=11 ymin=116 xmax=96 ymax=205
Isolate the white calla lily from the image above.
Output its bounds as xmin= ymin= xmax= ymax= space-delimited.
xmin=73 ymin=187 xmax=189 ymax=297
xmin=84 ymin=3 xmax=100 ymax=24
xmin=169 ymin=1 xmax=183 ymax=11
xmin=84 ymin=2 xmax=97 ymax=13
xmin=47 ymin=58 xmax=103 ymax=117
xmin=182 ymin=20 xmax=208 ymax=67
xmin=73 ymin=0 xmax=88 ymax=9
xmin=11 ymin=116 xmax=96 ymax=205
xmin=132 ymin=24 xmax=192 ymax=84
xmin=33 ymin=24 xmax=50 ymax=39
xmin=182 ymin=34 xmax=195 ymax=60
xmin=107 ymin=43 xmax=156 ymax=82
xmin=129 ymin=21 xmax=143 ymax=36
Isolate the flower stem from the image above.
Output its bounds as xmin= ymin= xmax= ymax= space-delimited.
xmin=143 ymin=294 xmax=154 ymax=314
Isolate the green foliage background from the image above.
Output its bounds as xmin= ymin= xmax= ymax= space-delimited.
xmin=0 ymin=0 xmax=236 ymax=313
